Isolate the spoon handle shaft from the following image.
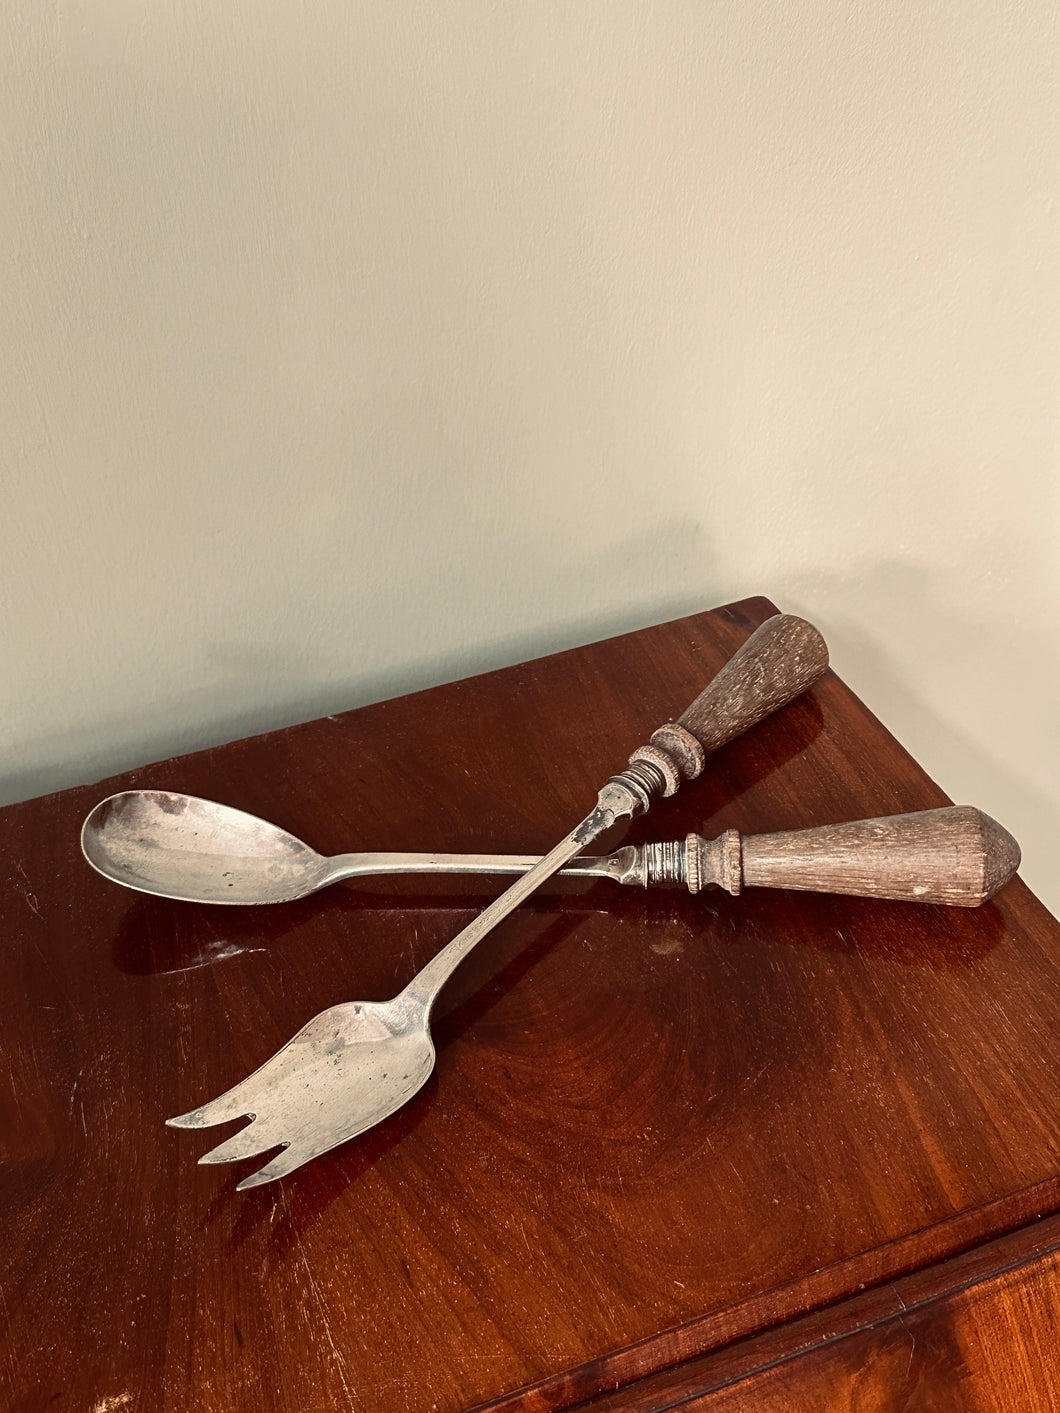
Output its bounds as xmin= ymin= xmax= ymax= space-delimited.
xmin=326 ymin=851 xmax=617 ymax=880
xmin=336 ymin=806 xmax=1019 ymax=907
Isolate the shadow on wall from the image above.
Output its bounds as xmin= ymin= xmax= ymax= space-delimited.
xmin=0 ymin=517 xmax=722 ymax=808
xmin=778 ymin=557 xmax=1060 ymax=916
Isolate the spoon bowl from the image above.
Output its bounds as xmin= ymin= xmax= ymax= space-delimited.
xmin=82 ymin=791 xmax=335 ymax=904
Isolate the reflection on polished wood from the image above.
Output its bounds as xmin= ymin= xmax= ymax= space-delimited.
xmin=2 ymin=596 xmax=1059 ymax=1412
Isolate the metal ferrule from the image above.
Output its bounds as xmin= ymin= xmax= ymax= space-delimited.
xmin=636 ymin=840 xmax=688 ymax=886
xmin=609 ymin=760 xmax=666 ymax=811
xmin=573 ymin=768 xmax=661 ymax=845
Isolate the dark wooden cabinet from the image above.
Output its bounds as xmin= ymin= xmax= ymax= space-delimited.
xmin=4 ymin=596 xmax=1060 ymax=1411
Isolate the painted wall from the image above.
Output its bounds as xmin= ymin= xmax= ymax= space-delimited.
xmin=3 ymin=4 xmax=1058 ymax=908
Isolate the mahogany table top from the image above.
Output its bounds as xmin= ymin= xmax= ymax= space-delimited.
xmin=3 ymin=596 xmax=1059 ymax=1412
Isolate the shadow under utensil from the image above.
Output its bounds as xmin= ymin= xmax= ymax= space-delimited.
xmin=726 ymin=886 xmax=1012 ymax=972
xmin=110 ymin=870 xmax=623 ymax=978
xmin=620 ymin=691 xmax=827 ymax=846
xmin=430 ymin=906 xmax=590 ymax=1043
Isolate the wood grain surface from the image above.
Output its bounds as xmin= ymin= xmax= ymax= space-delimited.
xmin=697 ymin=1245 xmax=1060 ymax=1412
xmin=2 ymin=596 xmax=1058 ymax=1412
xmin=569 ymin=1208 xmax=1060 ymax=1410
xmin=731 ymin=805 xmax=1021 ymax=905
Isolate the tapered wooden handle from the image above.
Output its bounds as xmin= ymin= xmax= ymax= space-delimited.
xmin=684 ymin=807 xmax=1020 ymax=906
xmin=628 ymin=615 xmax=829 ymax=796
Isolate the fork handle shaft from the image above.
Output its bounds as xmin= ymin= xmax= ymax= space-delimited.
xmin=636 ymin=807 xmax=1020 ymax=907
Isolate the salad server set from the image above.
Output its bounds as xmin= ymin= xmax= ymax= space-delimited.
xmin=81 ymin=615 xmax=1020 ymax=1189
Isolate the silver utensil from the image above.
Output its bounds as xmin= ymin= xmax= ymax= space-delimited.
xmin=165 ymin=614 xmax=829 ymax=1188
xmin=80 ymin=789 xmax=638 ymax=903
xmin=83 ymin=792 xmax=1019 ymax=907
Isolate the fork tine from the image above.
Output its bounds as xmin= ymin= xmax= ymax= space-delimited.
xmin=235 ymin=1145 xmax=315 ymax=1191
xmin=197 ymin=1119 xmax=280 ymax=1166
xmin=167 ymin=1100 xmax=247 ymax=1130
xmin=166 ymin=1080 xmax=263 ymax=1130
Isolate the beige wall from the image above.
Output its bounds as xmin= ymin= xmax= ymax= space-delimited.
xmin=3 ymin=4 xmax=1058 ymax=908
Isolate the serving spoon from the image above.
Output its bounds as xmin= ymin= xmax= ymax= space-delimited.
xmin=82 ymin=791 xmax=1019 ymax=907
xmin=81 ymin=789 xmax=628 ymax=904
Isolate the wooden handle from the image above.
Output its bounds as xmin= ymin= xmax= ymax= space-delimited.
xmin=684 ymin=807 xmax=1021 ymax=906
xmin=628 ymin=614 xmax=829 ymax=795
